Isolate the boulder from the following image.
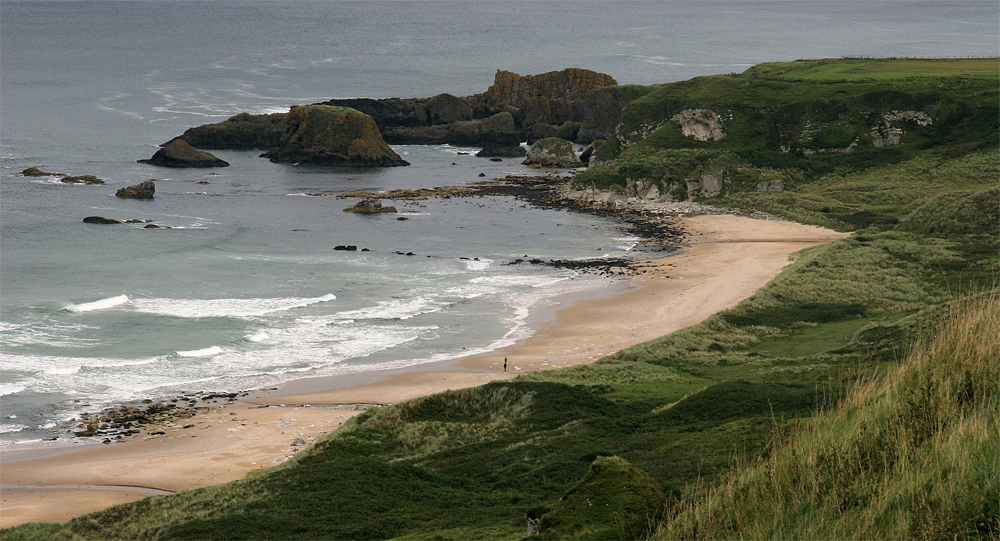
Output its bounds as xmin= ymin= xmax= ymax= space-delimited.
xmin=262 ymin=105 xmax=409 ymax=167
xmin=138 ymin=139 xmax=230 ymax=168
xmin=115 ymin=180 xmax=155 ymax=199
xmin=61 ymin=175 xmax=104 ymax=185
xmin=755 ymin=179 xmax=785 ymax=192
xmin=343 ymin=199 xmax=398 ymax=213
xmin=83 ymin=216 xmax=122 ymax=224
xmin=523 ymin=137 xmax=583 ymax=167
xmin=21 ymin=167 xmax=59 ymax=177
xmin=476 ymin=112 xmax=525 ymax=157
xmin=671 ymin=109 xmax=726 ymax=142
xmin=173 ymin=112 xmax=289 ymax=149
xmin=578 ymin=139 xmax=604 ymax=166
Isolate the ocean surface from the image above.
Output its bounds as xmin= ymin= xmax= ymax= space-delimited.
xmin=1 ymin=0 xmax=997 ymax=451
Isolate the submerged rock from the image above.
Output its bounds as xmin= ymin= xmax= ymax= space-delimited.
xmin=262 ymin=105 xmax=409 ymax=167
xmin=83 ymin=216 xmax=122 ymax=224
xmin=523 ymin=137 xmax=583 ymax=167
xmin=343 ymin=199 xmax=398 ymax=213
xmin=138 ymin=139 xmax=230 ymax=168
xmin=115 ymin=180 xmax=155 ymax=199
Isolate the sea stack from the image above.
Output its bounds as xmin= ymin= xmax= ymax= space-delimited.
xmin=262 ymin=105 xmax=409 ymax=167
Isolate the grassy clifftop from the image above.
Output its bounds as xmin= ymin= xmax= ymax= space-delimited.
xmin=5 ymin=58 xmax=997 ymax=540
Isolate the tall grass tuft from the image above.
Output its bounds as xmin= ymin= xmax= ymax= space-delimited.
xmin=655 ymin=289 xmax=999 ymax=540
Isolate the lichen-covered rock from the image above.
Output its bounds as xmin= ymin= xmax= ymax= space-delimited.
xmin=173 ymin=112 xmax=289 ymax=149
xmin=523 ymin=137 xmax=583 ymax=167
xmin=343 ymin=199 xmax=397 ymax=213
xmin=755 ymin=179 xmax=785 ymax=192
xmin=115 ymin=180 xmax=155 ymax=199
xmin=262 ymin=105 xmax=409 ymax=167
xmin=476 ymin=112 xmax=524 ymax=157
xmin=671 ymin=109 xmax=726 ymax=142
xmin=477 ymin=68 xmax=618 ymax=112
xmin=138 ymin=139 xmax=230 ymax=168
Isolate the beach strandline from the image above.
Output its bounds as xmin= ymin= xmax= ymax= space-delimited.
xmin=0 ymin=213 xmax=849 ymax=528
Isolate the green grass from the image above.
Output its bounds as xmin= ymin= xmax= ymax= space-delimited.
xmin=749 ymin=57 xmax=1000 ymax=80
xmin=655 ymin=291 xmax=1000 ymax=540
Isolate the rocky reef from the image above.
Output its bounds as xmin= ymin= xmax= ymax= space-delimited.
xmin=262 ymin=105 xmax=409 ymax=166
xmin=343 ymin=199 xmax=398 ymax=213
xmin=138 ymin=139 xmax=230 ymax=168
xmin=172 ymin=112 xmax=289 ymax=149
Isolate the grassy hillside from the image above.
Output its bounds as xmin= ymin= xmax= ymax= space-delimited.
xmin=655 ymin=291 xmax=999 ymax=540
xmin=4 ymin=58 xmax=997 ymax=541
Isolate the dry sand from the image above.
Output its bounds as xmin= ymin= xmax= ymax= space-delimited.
xmin=0 ymin=214 xmax=848 ymax=528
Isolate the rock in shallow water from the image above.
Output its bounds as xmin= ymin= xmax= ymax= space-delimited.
xmin=115 ymin=180 xmax=155 ymax=199
xmin=138 ymin=139 xmax=230 ymax=168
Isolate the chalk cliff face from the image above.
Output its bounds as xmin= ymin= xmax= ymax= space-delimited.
xmin=261 ymin=105 xmax=409 ymax=167
xmin=671 ymin=109 xmax=727 ymax=142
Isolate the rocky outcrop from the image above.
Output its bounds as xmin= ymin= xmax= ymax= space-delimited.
xmin=21 ymin=167 xmax=59 ymax=177
xmin=523 ymin=137 xmax=583 ymax=167
xmin=578 ymin=140 xmax=604 ymax=167
xmin=671 ymin=109 xmax=726 ymax=142
xmin=115 ymin=180 xmax=155 ymax=198
xmin=755 ymin=179 xmax=785 ymax=192
xmin=262 ymin=105 xmax=409 ymax=167
xmin=138 ymin=140 xmax=230 ymax=168
xmin=476 ymin=112 xmax=524 ymax=157
xmin=871 ymin=110 xmax=932 ymax=147
xmin=472 ymin=68 xmax=618 ymax=113
xmin=343 ymin=199 xmax=397 ymax=213
xmin=173 ymin=112 xmax=289 ymax=149
xmin=61 ymin=175 xmax=104 ymax=185
xmin=420 ymin=93 xmax=473 ymax=124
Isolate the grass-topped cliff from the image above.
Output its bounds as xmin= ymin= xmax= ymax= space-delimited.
xmin=4 ymin=58 xmax=997 ymax=540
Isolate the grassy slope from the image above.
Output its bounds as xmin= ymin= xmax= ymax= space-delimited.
xmin=655 ymin=291 xmax=999 ymax=540
xmin=3 ymin=59 xmax=997 ymax=541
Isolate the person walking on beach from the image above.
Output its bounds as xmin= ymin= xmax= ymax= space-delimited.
xmin=504 ymin=357 xmax=507 ymax=372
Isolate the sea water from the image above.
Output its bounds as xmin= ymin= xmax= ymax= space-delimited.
xmin=2 ymin=0 xmax=996 ymax=451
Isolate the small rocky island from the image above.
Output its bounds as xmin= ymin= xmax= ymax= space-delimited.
xmin=138 ymin=139 xmax=230 ymax=168
xmin=261 ymin=105 xmax=409 ymax=167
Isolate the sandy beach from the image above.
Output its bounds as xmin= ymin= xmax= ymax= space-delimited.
xmin=0 ymin=214 xmax=848 ymax=528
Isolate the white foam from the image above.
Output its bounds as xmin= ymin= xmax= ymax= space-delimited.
xmin=131 ymin=293 xmax=336 ymax=319
xmin=332 ymin=297 xmax=442 ymax=322
xmin=68 ymin=294 xmax=129 ymax=313
xmin=0 ymin=424 xmax=28 ymax=434
xmin=246 ymin=331 xmax=269 ymax=342
xmin=0 ymin=383 xmax=26 ymax=397
xmin=177 ymin=346 xmax=223 ymax=357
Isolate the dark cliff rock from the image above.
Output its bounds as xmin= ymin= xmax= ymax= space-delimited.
xmin=470 ymin=68 xmax=618 ymax=114
xmin=115 ymin=180 xmax=155 ymax=199
xmin=261 ymin=105 xmax=409 ymax=167
xmin=476 ymin=112 xmax=525 ymax=157
xmin=138 ymin=139 xmax=230 ymax=168
xmin=83 ymin=216 xmax=122 ymax=224
xmin=173 ymin=112 xmax=289 ymax=149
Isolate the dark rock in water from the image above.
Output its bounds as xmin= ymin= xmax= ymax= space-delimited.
xmin=343 ymin=198 xmax=398 ymax=213
xmin=21 ymin=167 xmax=59 ymax=177
xmin=478 ymin=172 xmax=487 ymax=177
xmin=262 ymin=105 xmax=409 ymax=167
xmin=490 ymin=158 xmax=503 ymax=162
xmin=172 ymin=111 xmax=289 ymax=149
xmin=61 ymin=175 xmax=105 ymax=185
xmin=115 ymin=180 xmax=155 ymax=199
xmin=138 ymin=139 xmax=230 ymax=168
xmin=476 ymin=112 xmax=525 ymax=157
xmin=83 ymin=216 xmax=122 ymax=224
xmin=144 ymin=223 xmax=161 ymax=229
xmin=578 ymin=139 xmax=604 ymax=166
xmin=334 ymin=245 xmax=358 ymax=251
xmin=523 ymin=137 xmax=583 ymax=167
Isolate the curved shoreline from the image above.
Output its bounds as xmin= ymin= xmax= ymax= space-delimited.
xmin=0 ymin=211 xmax=849 ymax=528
